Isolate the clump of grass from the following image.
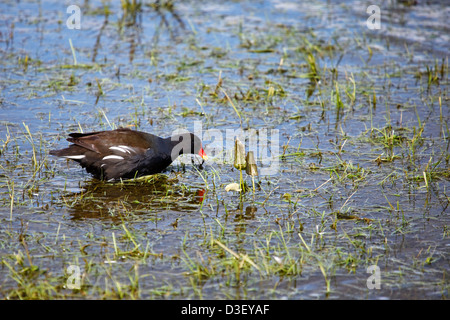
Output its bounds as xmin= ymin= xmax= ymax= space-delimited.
xmin=120 ymin=0 xmax=142 ymax=26
xmin=414 ymin=58 xmax=447 ymax=87
xmin=306 ymin=52 xmax=320 ymax=80
xmin=334 ymin=82 xmax=344 ymax=119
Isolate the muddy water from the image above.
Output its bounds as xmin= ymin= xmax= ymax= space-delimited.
xmin=0 ymin=0 xmax=448 ymax=299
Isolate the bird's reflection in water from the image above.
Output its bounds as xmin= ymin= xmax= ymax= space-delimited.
xmin=235 ymin=205 xmax=257 ymax=221
xmin=232 ymin=205 xmax=257 ymax=235
xmin=60 ymin=174 xmax=206 ymax=220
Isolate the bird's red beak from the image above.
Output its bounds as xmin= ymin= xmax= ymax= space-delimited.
xmin=198 ymin=147 xmax=207 ymax=161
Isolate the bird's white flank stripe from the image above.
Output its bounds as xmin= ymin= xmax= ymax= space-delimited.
xmin=118 ymin=145 xmax=134 ymax=153
xmin=63 ymin=155 xmax=85 ymax=160
xmin=109 ymin=146 xmax=130 ymax=154
xmin=102 ymin=155 xmax=124 ymax=160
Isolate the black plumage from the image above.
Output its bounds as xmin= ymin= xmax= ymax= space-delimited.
xmin=50 ymin=128 xmax=207 ymax=180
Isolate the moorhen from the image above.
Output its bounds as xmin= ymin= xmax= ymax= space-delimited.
xmin=50 ymin=128 xmax=207 ymax=181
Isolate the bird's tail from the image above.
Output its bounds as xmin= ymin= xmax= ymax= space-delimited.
xmin=49 ymin=145 xmax=87 ymax=160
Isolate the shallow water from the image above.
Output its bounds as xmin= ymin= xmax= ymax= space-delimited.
xmin=0 ymin=0 xmax=448 ymax=300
